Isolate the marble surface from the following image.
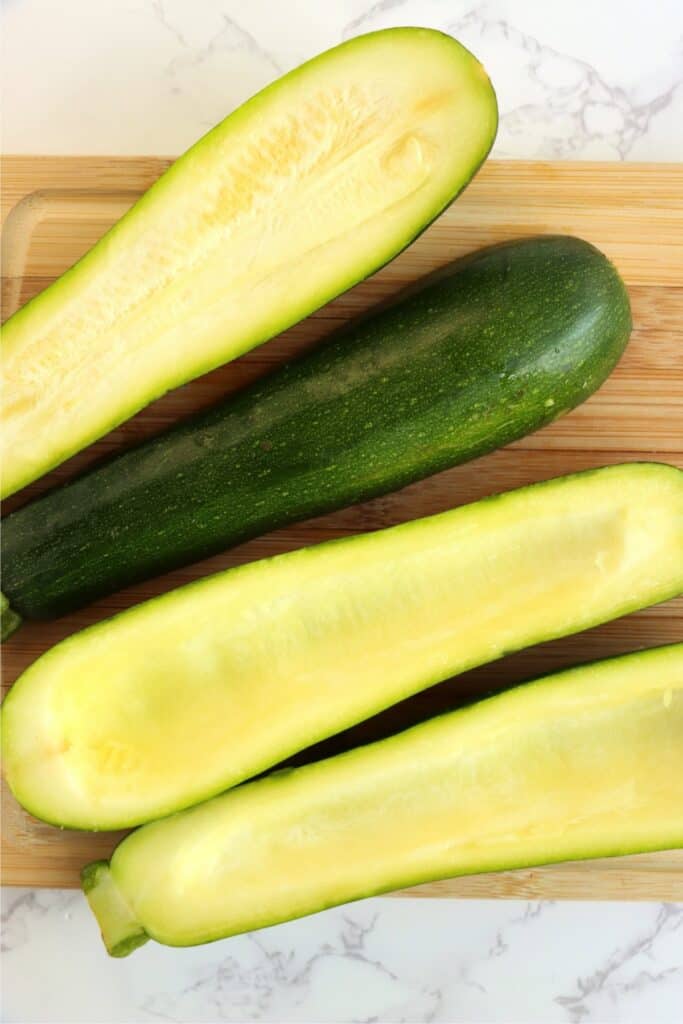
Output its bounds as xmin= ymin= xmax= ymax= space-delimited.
xmin=3 ymin=0 xmax=683 ymax=160
xmin=3 ymin=888 xmax=683 ymax=1023
xmin=2 ymin=2 xmax=683 ymax=1022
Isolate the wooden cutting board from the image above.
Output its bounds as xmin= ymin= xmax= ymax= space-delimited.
xmin=2 ymin=157 xmax=682 ymax=897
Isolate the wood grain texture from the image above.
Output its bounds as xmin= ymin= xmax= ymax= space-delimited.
xmin=1 ymin=156 xmax=681 ymax=896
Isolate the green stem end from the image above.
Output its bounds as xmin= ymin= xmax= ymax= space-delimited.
xmin=1 ymin=592 xmax=22 ymax=642
xmin=82 ymin=861 xmax=149 ymax=957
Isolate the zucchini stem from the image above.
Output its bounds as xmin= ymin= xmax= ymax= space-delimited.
xmin=1 ymin=593 xmax=22 ymax=641
xmin=81 ymin=861 xmax=148 ymax=957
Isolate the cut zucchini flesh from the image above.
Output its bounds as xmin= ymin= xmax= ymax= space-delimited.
xmin=2 ymin=462 xmax=682 ymax=831
xmin=83 ymin=642 xmax=683 ymax=954
xmin=0 ymin=28 xmax=497 ymax=497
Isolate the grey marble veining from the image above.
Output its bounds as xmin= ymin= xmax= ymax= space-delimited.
xmin=1 ymin=1 xmax=683 ymax=1021
xmin=3 ymin=888 xmax=683 ymax=1022
xmin=2 ymin=0 xmax=682 ymax=158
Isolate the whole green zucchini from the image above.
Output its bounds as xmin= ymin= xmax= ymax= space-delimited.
xmin=82 ymin=641 xmax=683 ymax=955
xmin=3 ymin=463 xmax=682 ymax=831
xmin=0 ymin=27 xmax=497 ymax=499
xmin=1 ymin=236 xmax=632 ymax=633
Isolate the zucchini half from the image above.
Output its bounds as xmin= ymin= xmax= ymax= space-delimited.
xmin=83 ymin=642 xmax=683 ymax=956
xmin=3 ymin=462 xmax=682 ymax=831
xmin=0 ymin=27 xmax=497 ymax=498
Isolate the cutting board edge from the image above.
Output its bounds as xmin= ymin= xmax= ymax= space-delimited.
xmin=4 ymin=853 xmax=683 ymax=900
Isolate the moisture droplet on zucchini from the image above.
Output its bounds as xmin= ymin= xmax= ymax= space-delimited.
xmin=82 ymin=642 xmax=683 ymax=956
xmin=1 ymin=235 xmax=632 ymax=630
xmin=0 ymin=27 xmax=498 ymax=499
xmin=3 ymin=463 xmax=682 ymax=831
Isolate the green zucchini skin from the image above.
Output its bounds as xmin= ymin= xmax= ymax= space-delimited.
xmin=1 ymin=236 xmax=631 ymax=623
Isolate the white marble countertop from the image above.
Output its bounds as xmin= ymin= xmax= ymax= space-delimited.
xmin=2 ymin=2 xmax=682 ymax=1022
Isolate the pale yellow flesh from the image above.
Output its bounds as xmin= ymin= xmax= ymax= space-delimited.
xmin=4 ymin=463 xmax=683 ymax=830
xmin=0 ymin=28 xmax=496 ymax=497
xmin=106 ymin=643 xmax=683 ymax=947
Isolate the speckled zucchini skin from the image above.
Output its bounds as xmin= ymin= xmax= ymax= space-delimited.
xmin=1 ymin=235 xmax=631 ymax=621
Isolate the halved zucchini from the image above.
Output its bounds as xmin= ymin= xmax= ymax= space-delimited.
xmin=0 ymin=27 xmax=497 ymax=497
xmin=83 ymin=642 xmax=683 ymax=955
xmin=3 ymin=462 xmax=682 ymax=831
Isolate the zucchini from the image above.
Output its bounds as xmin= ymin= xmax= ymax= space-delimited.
xmin=1 ymin=235 xmax=632 ymax=629
xmin=0 ymin=27 xmax=497 ymax=499
xmin=83 ymin=642 xmax=683 ymax=956
xmin=3 ymin=463 xmax=682 ymax=830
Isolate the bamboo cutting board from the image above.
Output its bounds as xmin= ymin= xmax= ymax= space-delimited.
xmin=1 ymin=157 xmax=682 ymax=897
